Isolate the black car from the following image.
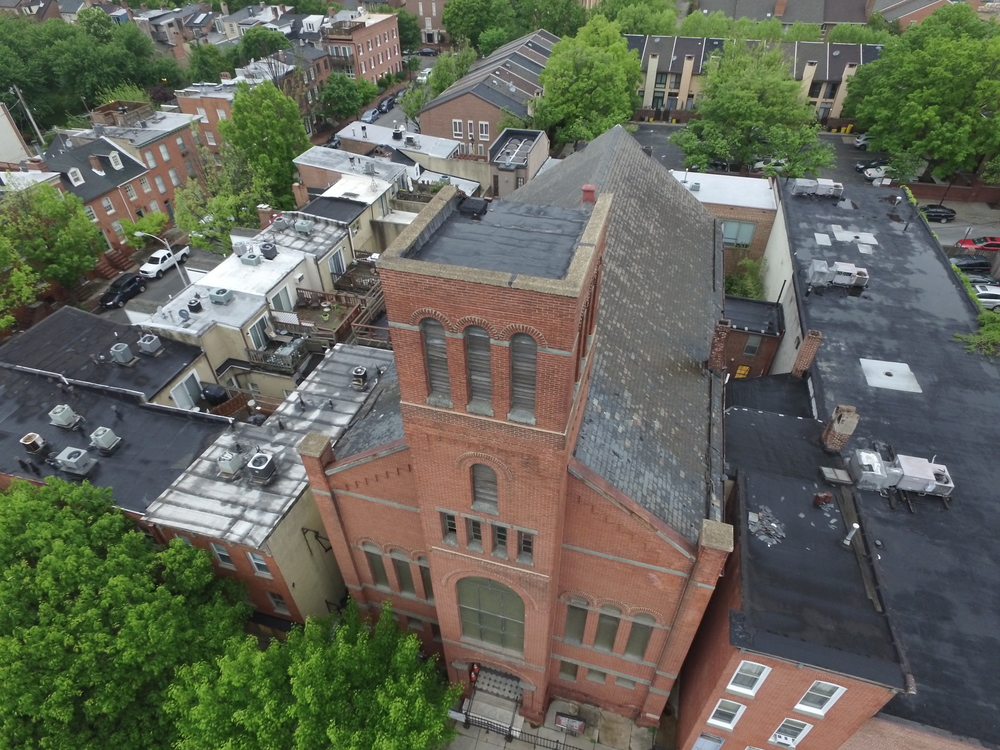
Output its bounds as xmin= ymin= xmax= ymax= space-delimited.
xmin=416 ymin=47 xmax=437 ymax=56
xmin=378 ymin=96 xmax=395 ymax=113
xmin=854 ymin=157 xmax=889 ymax=172
xmin=951 ymin=255 xmax=993 ymax=274
xmin=920 ymin=204 xmax=957 ymax=224
xmin=100 ymin=273 xmax=146 ymax=308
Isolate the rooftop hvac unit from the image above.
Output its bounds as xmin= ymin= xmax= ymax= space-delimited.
xmin=138 ymin=334 xmax=163 ymax=354
xmin=89 ymin=426 xmax=122 ymax=453
xmin=894 ymin=455 xmax=955 ymax=497
xmin=248 ymin=451 xmax=276 ymax=480
xmin=294 ymin=219 xmax=315 ymax=235
xmin=110 ymin=342 xmax=134 ymax=364
xmin=809 ymin=260 xmax=870 ymax=288
xmin=272 ymin=217 xmax=289 ymax=230
xmin=404 ymin=135 xmax=416 ymax=146
xmin=54 ymin=446 xmax=97 ymax=476
xmin=20 ymin=432 xmax=46 ymax=454
xmin=233 ymin=242 xmax=248 ymax=256
xmin=351 ymin=365 xmax=368 ymax=390
xmin=49 ymin=404 xmax=80 ymax=428
xmin=259 ymin=242 xmax=277 ymax=260
xmin=217 ymin=450 xmax=244 ymax=475
xmin=241 ymin=252 xmax=261 ymax=266
xmin=210 ymin=287 xmax=234 ymax=304
xmin=363 ymin=161 xmax=376 ymax=176
xmin=847 ymin=448 xmax=892 ymax=491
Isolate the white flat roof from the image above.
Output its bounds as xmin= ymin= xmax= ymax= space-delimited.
xmin=669 ymin=170 xmax=776 ymax=210
xmin=202 ymin=250 xmax=302 ymax=297
xmin=417 ymin=170 xmax=479 ymax=196
xmin=322 ymin=173 xmax=392 ymax=206
xmin=336 ymin=122 xmax=458 ymax=160
xmin=293 ymin=146 xmax=408 ymax=184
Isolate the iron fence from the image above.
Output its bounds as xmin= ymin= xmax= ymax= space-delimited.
xmin=463 ymin=714 xmax=568 ymax=750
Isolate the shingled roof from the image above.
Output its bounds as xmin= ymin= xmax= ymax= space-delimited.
xmin=508 ymin=126 xmax=725 ymax=542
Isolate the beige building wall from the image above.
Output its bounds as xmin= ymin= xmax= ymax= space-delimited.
xmin=760 ymin=193 xmax=803 ymax=375
xmin=151 ymin=353 xmax=218 ymax=407
xmin=268 ymin=488 xmax=346 ymax=618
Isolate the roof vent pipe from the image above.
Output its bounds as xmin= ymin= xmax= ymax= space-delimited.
xmin=841 ymin=522 xmax=860 ymax=548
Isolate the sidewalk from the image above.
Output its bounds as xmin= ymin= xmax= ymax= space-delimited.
xmin=448 ymin=699 xmax=658 ymax=750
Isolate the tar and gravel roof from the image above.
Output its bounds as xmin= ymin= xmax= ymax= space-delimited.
xmin=510 ymin=126 xmax=725 ymax=542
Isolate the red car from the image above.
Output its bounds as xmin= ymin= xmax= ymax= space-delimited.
xmin=957 ymin=236 xmax=1000 ymax=252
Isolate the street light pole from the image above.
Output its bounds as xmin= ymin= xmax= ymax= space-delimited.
xmin=135 ymin=231 xmax=191 ymax=287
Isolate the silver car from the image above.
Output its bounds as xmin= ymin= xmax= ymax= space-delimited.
xmin=973 ymin=284 xmax=1000 ymax=310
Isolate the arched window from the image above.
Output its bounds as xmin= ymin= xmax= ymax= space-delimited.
xmin=389 ymin=550 xmax=415 ymax=595
xmin=417 ymin=557 xmax=433 ymax=601
xmin=362 ymin=542 xmax=389 ymax=589
xmin=623 ymin=613 xmax=655 ymax=660
xmin=509 ymin=333 xmax=537 ymax=422
xmin=457 ymin=576 xmax=525 ymax=653
xmin=421 ymin=318 xmax=451 ymax=405
xmin=471 ymin=463 xmax=498 ymax=514
xmin=464 ymin=325 xmax=492 ymax=413
xmin=593 ymin=605 xmax=621 ymax=652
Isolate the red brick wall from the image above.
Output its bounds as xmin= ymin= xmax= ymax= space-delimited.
xmin=351 ymin=14 xmax=403 ymax=85
xmin=723 ymin=329 xmax=782 ymax=378
xmin=297 ymin=163 xmax=343 ymax=191
xmin=418 ymin=91 xmax=504 ymax=160
xmin=177 ymin=96 xmax=231 ymax=153
xmin=702 ymin=203 xmax=775 ymax=277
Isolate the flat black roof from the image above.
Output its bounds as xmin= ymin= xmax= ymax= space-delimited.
xmin=726 ymin=408 xmax=905 ymax=688
xmin=725 ymin=295 xmax=784 ymax=336
xmin=0 ymin=368 xmax=225 ymax=515
xmin=406 ymin=201 xmax=589 ymax=280
xmin=778 ymin=180 xmax=1000 ymax=743
xmin=725 ymin=373 xmax=813 ymax=417
xmin=301 ymin=195 xmax=367 ymax=225
xmin=0 ymin=307 xmax=203 ymax=400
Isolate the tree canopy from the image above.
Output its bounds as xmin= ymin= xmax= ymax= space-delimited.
xmin=442 ymin=0 xmax=592 ymax=54
xmin=678 ymin=11 xmax=821 ymax=41
xmin=186 ymin=42 xmax=232 ymax=83
xmin=591 ymin=0 xmax=675 ymax=36
xmin=844 ymin=4 xmax=1000 ymax=179
xmin=218 ymin=81 xmax=311 ymax=210
xmin=0 ymin=479 xmax=248 ymax=750
xmin=532 ymin=16 xmax=641 ymax=144
xmin=671 ymin=41 xmax=832 ymax=176
xmin=0 ymin=235 xmax=39 ymax=331
xmin=0 ymin=182 xmax=105 ymax=289
xmin=428 ymin=47 xmax=478 ymax=97
xmin=168 ymin=601 xmax=462 ymax=750
xmin=320 ymin=73 xmax=372 ymax=120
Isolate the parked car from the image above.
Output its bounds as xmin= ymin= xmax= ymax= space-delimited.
xmin=100 ymin=273 xmax=146 ymax=308
xmin=920 ymin=204 xmax=957 ymax=224
xmin=855 ymin=157 xmax=889 ymax=172
xmin=139 ymin=246 xmax=189 ymax=279
xmin=951 ymin=255 xmax=994 ymax=274
xmin=416 ymin=70 xmax=430 ymax=84
xmin=416 ymin=47 xmax=437 ymax=56
xmin=964 ymin=273 xmax=997 ymax=285
xmin=863 ymin=165 xmax=893 ymax=180
xmin=752 ymin=157 xmax=787 ymax=173
xmin=973 ymin=285 xmax=1000 ymax=310
xmin=378 ymin=96 xmax=396 ymax=113
xmin=360 ymin=109 xmax=380 ymax=123
xmin=956 ymin=236 xmax=1000 ymax=252
xmin=854 ymin=133 xmax=870 ymax=150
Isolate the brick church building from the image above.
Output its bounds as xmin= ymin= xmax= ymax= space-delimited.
xmin=298 ymin=126 xmax=734 ymax=728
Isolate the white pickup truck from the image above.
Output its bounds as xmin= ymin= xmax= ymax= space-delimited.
xmin=139 ymin=246 xmax=190 ymax=279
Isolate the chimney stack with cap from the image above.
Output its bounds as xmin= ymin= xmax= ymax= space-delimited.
xmin=821 ymin=405 xmax=859 ymax=453
xmin=582 ymin=184 xmax=596 ymax=203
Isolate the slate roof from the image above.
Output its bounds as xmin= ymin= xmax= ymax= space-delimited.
xmin=0 ymin=307 xmax=203 ymax=401
xmin=697 ymin=0 xmax=866 ymax=23
xmin=0 ymin=367 xmax=225 ymax=515
xmin=334 ymin=359 xmax=404 ymax=460
xmin=509 ymin=126 xmax=724 ymax=542
xmin=42 ymin=135 xmax=146 ymax=204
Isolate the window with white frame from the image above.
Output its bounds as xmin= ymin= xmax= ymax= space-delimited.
xmin=84 ymin=205 xmax=97 ymax=221
xmin=149 ymin=199 xmax=160 ymax=213
xmin=197 ymin=106 xmax=207 ymax=118
xmin=247 ymin=552 xmax=271 ymax=576
xmin=771 ymin=719 xmax=812 ymax=747
xmin=268 ymin=591 xmax=291 ymax=615
xmin=329 ymin=247 xmax=346 ymax=276
xmin=176 ymin=135 xmax=187 ymax=152
xmin=248 ymin=316 xmax=269 ymax=350
xmin=168 ymin=168 xmax=180 ymax=186
xmin=158 ymin=143 xmax=170 ymax=162
xmin=101 ymin=196 xmax=115 ymax=214
xmin=743 ymin=334 xmax=762 ymax=358
xmin=721 ymin=220 xmax=755 ymax=248
xmin=206 ymin=131 xmax=217 ymax=146
xmin=174 ymin=534 xmax=192 ymax=545
xmin=270 ymin=286 xmax=292 ymax=312
xmin=139 ymin=176 xmax=152 ymax=193
xmin=468 ymin=120 xmax=473 ymax=139
xmin=452 ymin=119 xmax=463 ymax=138
xmin=727 ymin=661 xmax=771 ymax=697
xmin=479 ymin=121 xmax=489 ymax=140
xmin=110 ymin=220 xmax=123 ymax=236
xmin=109 ymin=151 xmax=123 ymax=170
xmin=125 ymin=183 xmax=137 ymax=200
xmin=216 ymin=109 xmax=227 ymax=120
xmin=210 ymin=542 xmax=234 ymax=568
xmin=144 ymin=150 xmax=156 ymax=168
xmin=155 ymin=175 xmax=167 ymax=194
xmin=68 ymin=167 xmax=84 ymax=186
xmin=795 ymin=681 xmax=845 ymax=716
xmin=692 ymin=735 xmax=725 ymax=750
xmin=707 ymin=699 xmax=746 ymax=731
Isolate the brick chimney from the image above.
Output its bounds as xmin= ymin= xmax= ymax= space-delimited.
xmin=791 ymin=329 xmax=822 ymax=378
xmin=821 ymin=405 xmax=859 ymax=453
xmin=292 ymin=181 xmax=309 ymax=208
xmin=582 ymin=184 xmax=596 ymax=203
xmin=88 ymin=154 xmax=102 ymax=172
xmin=257 ymin=203 xmax=276 ymax=227
xmin=220 ymin=1 xmax=229 ymax=14
xmin=22 ymin=155 xmax=48 ymax=172
xmin=707 ymin=319 xmax=731 ymax=372
xmin=773 ymin=0 xmax=788 ymax=15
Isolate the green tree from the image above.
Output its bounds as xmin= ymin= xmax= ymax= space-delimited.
xmin=867 ymin=10 xmax=902 ymax=36
xmin=169 ymin=601 xmax=462 ymax=750
xmin=532 ymin=16 xmax=641 ymax=144
xmin=478 ymin=26 xmax=515 ymax=56
xmin=0 ymin=478 xmax=247 ymax=750
xmin=0 ymin=183 xmax=105 ymax=290
xmin=356 ymin=77 xmax=378 ymax=106
xmin=513 ymin=0 xmax=586 ymax=38
xmin=428 ymin=46 xmax=478 ymax=97
xmin=380 ymin=6 xmax=422 ymax=50
xmin=670 ymin=41 xmax=832 ymax=176
xmin=320 ymin=72 xmax=366 ymax=120
xmin=118 ymin=212 xmax=171 ymax=249
xmin=77 ymin=6 xmax=116 ymax=43
xmin=442 ymin=0 xmax=515 ymax=49
xmin=678 ymin=9 xmax=736 ymax=38
xmin=230 ymin=26 xmax=291 ymax=68
xmin=96 ymin=81 xmax=151 ymax=104
xmin=826 ymin=23 xmax=893 ymax=44
xmin=399 ymin=84 xmax=431 ymax=125
xmin=218 ymin=81 xmax=310 ymax=209
xmin=605 ymin=2 xmax=676 ymax=35
xmin=0 ymin=235 xmax=40 ymax=331
xmin=781 ymin=21 xmax=821 ymax=41
xmin=187 ymin=42 xmax=232 ymax=82
xmin=844 ymin=4 xmax=1000 ymax=179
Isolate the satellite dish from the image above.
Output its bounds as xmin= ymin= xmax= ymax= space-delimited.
xmin=178 ymin=308 xmax=190 ymax=320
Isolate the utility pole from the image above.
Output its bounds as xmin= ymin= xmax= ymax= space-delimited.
xmin=9 ymin=84 xmax=45 ymax=153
